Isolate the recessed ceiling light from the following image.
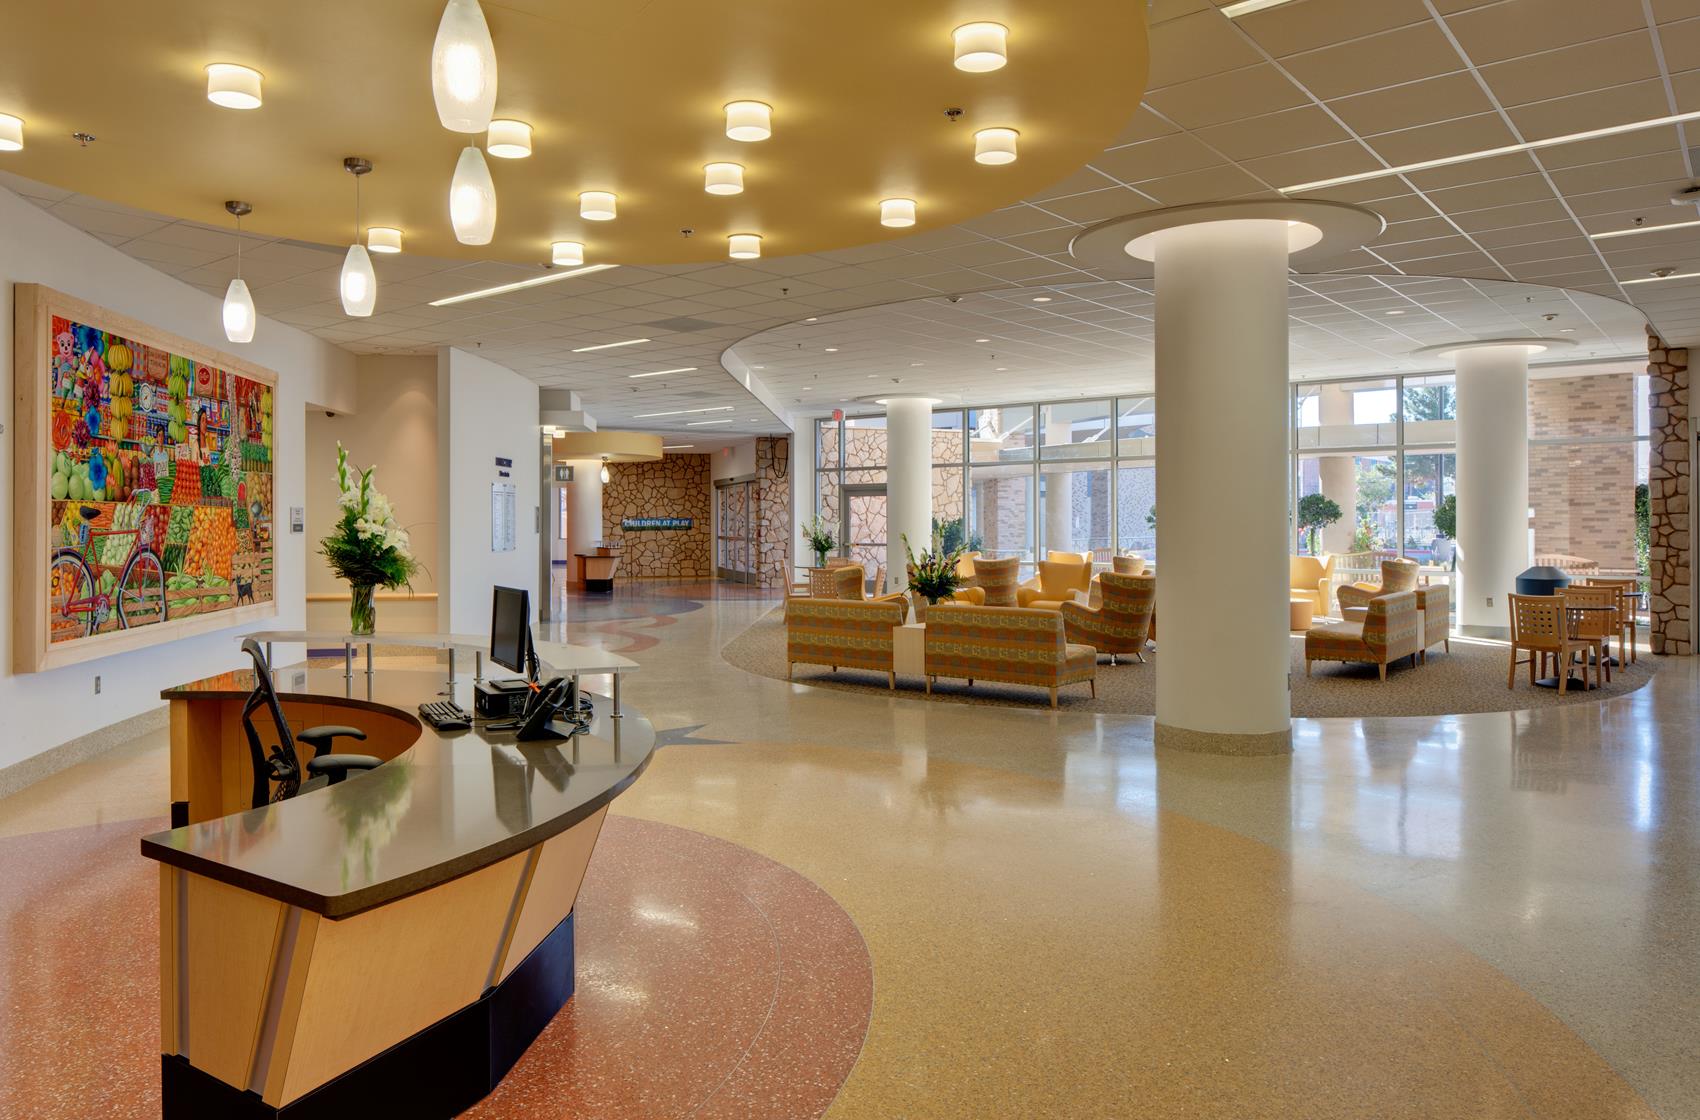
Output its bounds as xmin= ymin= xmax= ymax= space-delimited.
xmin=428 ymin=263 xmax=618 ymax=306
xmin=752 ymin=364 xmax=765 ymax=369
xmin=634 ymin=406 xmax=735 ymax=419
xmin=1559 ymin=328 xmax=1577 ymax=333
xmin=551 ymin=240 xmax=584 ymax=266
xmin=806 ymin=316 xmax=819 ymax=322
xmin=572 ymin=336 xmax=650 ymax=352
xmin=629 ymin=367 xmax=697 ymax=378
xmin=486 ymin=119 xmax=533 ymax=158
xmin=580 ymin=191 xmax=617 ymax=221
xmin=825 ymin=347 xmax=839 ymax=352
xmin=1590 ymin=217 xmax=1700 ymax=241
xmin=704 ymin=162 xmax=745 ymax=195
xmin=1384 ymin=309 xmax=1405 ymax=315
xmin=366 ymin=227 xmax=404 ymax=254
xmin=974 ymin=127 xmax=1019 ymax=165
xmin=1221 ymin=0 xmax=1303 ymax=17
xmin=661 ymin=444 xmax=694 ymax=450
xmin=975 ymin=338 xmax=991 ymax=343
xmin=688 ymin=418 xmax=736 ymax=426
xmin=995 ymin=367 xmax=1009 ymax=371
xmin=880 ymin=198 xmax=918 ymax=228
xmin=725 ymin=100 xmax=773 ymax=142
xmin=206 ymin=64 xmax=263 ymax=110
xmin=1281 ymin=109 xmax=1700 ymax=194
xmin=729 ymin=233 xmax=762 ymax=259
xmin=0 ymin=113 xmax=22 ymax=151
xmin=1032 ymin=296 xmax=1052 ymax=302
xmin=953 ymin=22 xmax=1009 ymax=72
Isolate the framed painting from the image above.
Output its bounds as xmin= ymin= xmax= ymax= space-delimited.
xmin=12 ymin=284 xmax=278 ymax=673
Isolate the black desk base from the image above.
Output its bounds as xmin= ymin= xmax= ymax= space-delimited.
xmin=162 ymin=911 xmax=575 ymax=1119
xmin=584 ymin=577 xmax=614 ymax=593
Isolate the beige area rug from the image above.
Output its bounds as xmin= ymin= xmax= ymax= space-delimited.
xmin=720 ymin=608 xmax=1657 ymax=717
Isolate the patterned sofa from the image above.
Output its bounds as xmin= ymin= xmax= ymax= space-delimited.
xmin=785 ymin=596 xmax=908 ymax=688
xmin=924 ymin=603 xmax=1097 ymax=708
xmin=1303 ymin=590 xmax=1420 ymax=681
xmin=1060 ymin=573 xmax=1154 ymax=664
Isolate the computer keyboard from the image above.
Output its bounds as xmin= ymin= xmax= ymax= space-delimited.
xmin=418 ymin=700 xmax=473 ymax=731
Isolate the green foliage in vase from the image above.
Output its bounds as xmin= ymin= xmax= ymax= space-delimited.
xmin=1296 ymin=493 xmax=1343 ymax=555
xmin=803 ymin=514 xmax=837 ymax=559
xmin=902 ymin=528 xmax=964 ymax=604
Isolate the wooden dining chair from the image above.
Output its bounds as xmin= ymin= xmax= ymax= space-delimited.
xmin=1583 ymin=578 xmax=1638 ymax=663
xmin=1507 ymin=594 xmax=1593 ymax=694
xmin=1561 ymin=585 xmax=1615 ymax=684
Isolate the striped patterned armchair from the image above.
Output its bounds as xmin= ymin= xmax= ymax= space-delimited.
xmin=785 ymin=596 xmax=908 ymax=689
xmin=1060 ymin=573 xmax=1154 ymax=665
xmin=1304 ymin=590 xmax=1421 ymax=680
xmin=1336 ymin=557 xmax=1419 ymax=615
xmin=924 ymin=603 xmax=1097 ymax=708
xmin=965 ymin=556 xmax=1021 ymax=607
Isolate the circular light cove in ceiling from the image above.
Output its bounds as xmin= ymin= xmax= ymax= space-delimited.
xmin=1122 ymin=219 xmax=1322 ymax=261
xmin=725 ymin=100 xmax=773 ymax=142
xmin=206 ymin=64 xmax=263 ymax=110
xmin=486 ymin=118 xmax=533 ymax=158
xmin=953 ymin=22 xmax=1009 ymax=73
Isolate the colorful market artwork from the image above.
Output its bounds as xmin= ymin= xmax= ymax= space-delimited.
xmin=14 ymin=286 xmax=278 ymax=672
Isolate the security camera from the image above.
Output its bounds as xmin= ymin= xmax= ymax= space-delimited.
xmin=324 ymin=410 xmax=335 ymax=418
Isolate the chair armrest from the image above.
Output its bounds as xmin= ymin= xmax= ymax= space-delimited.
xmin=871 ymin=591 xmax=908 ymax=604
xmin=1016 ymin=587 xmax=1043 ymax=608
xmin=948 ymin=587 xmax=986 ymax=606
xmin=297 ymin=724 xmax=369 ymax=759
xmin=305 ymin=753 xmax=383 ymax=785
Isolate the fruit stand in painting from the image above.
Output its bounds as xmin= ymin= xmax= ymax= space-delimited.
xmin=44 ymin=314 xmax=274 ymax=645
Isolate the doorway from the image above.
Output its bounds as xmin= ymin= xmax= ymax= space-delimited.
xmin=842 ymin=483 xmax=888 ymax=578
xmin=715 ymin=478 xmax=756 ymax=583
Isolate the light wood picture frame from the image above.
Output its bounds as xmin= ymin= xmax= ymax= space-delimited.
xmin=13 ymin=284 xmax=279 ymax=673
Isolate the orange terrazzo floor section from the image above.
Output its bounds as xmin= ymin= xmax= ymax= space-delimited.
xmin=0 ymin=814 xmax=871 ymax=1120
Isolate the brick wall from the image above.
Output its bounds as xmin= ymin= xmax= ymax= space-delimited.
xmin=1526 ymin=374 xmax=1639 ymax=572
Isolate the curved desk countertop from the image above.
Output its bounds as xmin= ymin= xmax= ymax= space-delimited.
xmin=141 ymin=664 xmax=655 ymax=1119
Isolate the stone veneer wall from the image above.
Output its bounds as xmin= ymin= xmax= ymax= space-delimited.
xmin=602 ymin=454 xmax=712 ymax=579
xmin=753 ymin=436 xmax=791 ymax=588
xmin=1648 ymin=329 xmax=1693 ymax=655
xmin=1527 ymin=373 xmax=1639 ymax=572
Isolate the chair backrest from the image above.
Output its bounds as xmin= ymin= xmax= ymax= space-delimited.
xmin=1037 ymin=558 xmax=1092 ymax=598
xmin=872 ymin=564 xmax=887 ymax=597
xmin=832 ymin=564 xmax=865 ymax=599
xmin=955 ymin=551 xmax=981 ymax=583
xmin=1534 ymin=553 xmax=1599 ymax=572
xmin=1509 ymin=593 xmax=1564 ymax=649
xmin=927 ymin=603 xmax=1066 ymax=657
xmin=824 ymin=557 xmax=856 ymax=569
xmin=1375 ymin=558 xmax=1418 ymax=593
xmin=1045 ymin=550 xmax=1091 ymax=565
xmin=1289 ymin=554 xmax=1327 ymax=586
xmin=1098 ymin=572 xmax=1155 ymax=617
xmin=972 ymin=556 xmax=1022 ymax=607
xmin=1112 ymin=554 xmax=1146 ymax=576
xmin=807 ymin=568 xmax=842 ymax=597
xmin=239 ymin=638 xmax=299 ymax=808
xmin=1561 ymin=585 xmax=1616 ymax=637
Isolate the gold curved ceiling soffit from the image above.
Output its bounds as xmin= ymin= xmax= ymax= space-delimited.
xmin=0 ymin=0 xmax=1149 ymax=266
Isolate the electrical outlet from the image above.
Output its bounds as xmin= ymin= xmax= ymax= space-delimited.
xmin=1486 ymin=597 xmax=1493 ymax=608
xmin=94 ymin=675 xmax=102 ymax=695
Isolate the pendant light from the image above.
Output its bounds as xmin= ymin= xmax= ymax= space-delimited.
xmin=340 ymin=158 xmax=377 ymax=317
xmin=221 ymin=200 xmax=256 ymax=343
xmin=431 ymin=0 xmax=498 ymax=133
xmin=450 ymin=145 xmax=498 ymax=243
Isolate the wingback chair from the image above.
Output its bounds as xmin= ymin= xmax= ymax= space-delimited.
xmin=1061 ymin=573 xmax=1154 ymax=664
xmin=1304 ymin=590 xmax=1421 ymax=680
xmin=1336 ymin=557 xmax=1419 ymax=616
xmin=1112 ymin=554 xmax=1147 ymax=576
xmin=944 ymin=550 xmax=986 ymax=605
xmin=965 ymin=556 xmax=1021 ymax=607
xmin=1017 ymin=558 xmax=1093 ymax=611
xmin=1289 ymin=554 xmax=1334 ymax=612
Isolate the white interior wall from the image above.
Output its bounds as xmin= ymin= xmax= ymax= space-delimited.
xmin=436 ymin=348 xmax=542 ymax=635
xmin=0 ymin=185 xmax=355 ymax=774
xmin=305 ymin=355 xmax=439 ymax=632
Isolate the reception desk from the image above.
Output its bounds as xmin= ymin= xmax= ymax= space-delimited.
xmin=141 ymin=665 xmax=653 ymax=1119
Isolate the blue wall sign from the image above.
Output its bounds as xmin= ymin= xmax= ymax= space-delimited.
xmin=621 ymin=517 xmax=693 ymax=531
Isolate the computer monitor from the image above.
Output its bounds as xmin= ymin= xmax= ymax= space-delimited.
xmin=490 ymin=586 xmax=531 ymax=676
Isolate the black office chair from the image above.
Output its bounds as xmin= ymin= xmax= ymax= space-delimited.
xmin=240 ymin=638 xmax=382 ymax=808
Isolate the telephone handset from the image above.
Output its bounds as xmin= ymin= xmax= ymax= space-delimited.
xmin=514 ymin=677 xmax=572 ymax=741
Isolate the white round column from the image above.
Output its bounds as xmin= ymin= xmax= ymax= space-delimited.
xmin=1071 ymin=199 xmax=1385 ymax=755
xmin=563 ymin=460 xmax=603 ymax=586
xmin=882 ymin=395 xmax=935 ymax=591
xmin=1416 ymin=338 xmax=1572 ymax=635
xmin=1151 ymin=219 xmax=1294 ymax=754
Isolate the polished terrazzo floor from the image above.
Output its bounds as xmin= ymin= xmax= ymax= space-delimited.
xmin=1 ymin=578 xmax=1696 ymax=1117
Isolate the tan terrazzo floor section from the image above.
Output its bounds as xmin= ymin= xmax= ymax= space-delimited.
xmin=615 ymin=742 xmax=1659 ymax=1120
xmin=721 ymin=607 xmax=1657 ymax=716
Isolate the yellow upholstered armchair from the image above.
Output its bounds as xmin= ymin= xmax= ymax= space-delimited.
xmin=1061 ymin=573 xmax=1154 ymax=664
xmin=1017 ymin=555 xmax=1093 ymax=611
xmin=1289 ymin=554 xmax=1334 ymax=612
xmin=1336 ymin=557 xmax=1419 ymax=616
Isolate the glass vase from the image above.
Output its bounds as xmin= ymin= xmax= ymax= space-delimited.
xmin=349 ymin=583 xmax=376 ymax=636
